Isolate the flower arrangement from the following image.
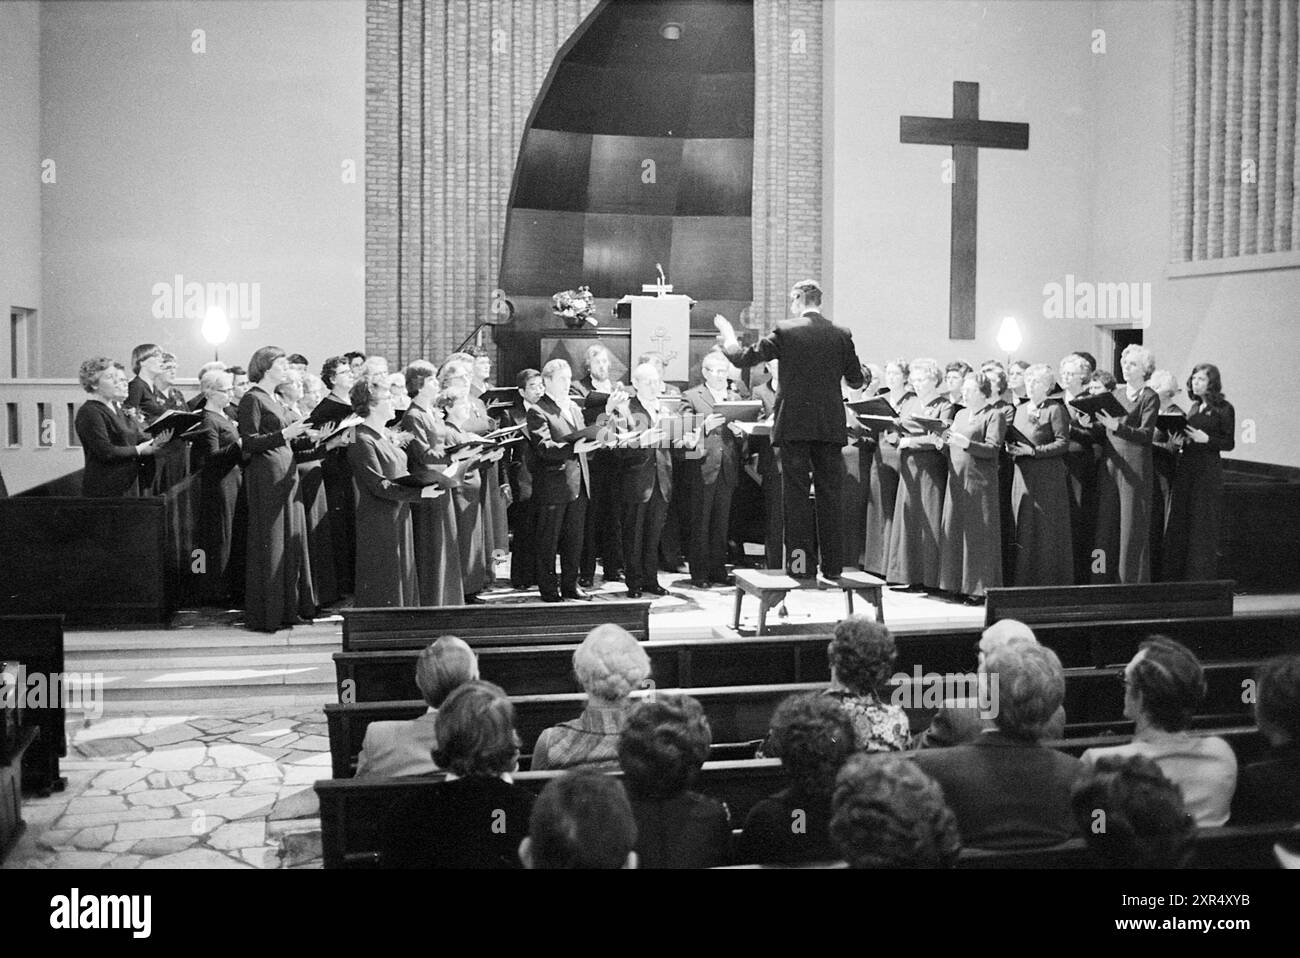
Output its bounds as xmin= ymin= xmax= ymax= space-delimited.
xmin=551 ymin=286 xmax=597 ymax=329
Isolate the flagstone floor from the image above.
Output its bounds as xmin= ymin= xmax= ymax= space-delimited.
xmin=3 ymin=708 xmax=331 ymax=869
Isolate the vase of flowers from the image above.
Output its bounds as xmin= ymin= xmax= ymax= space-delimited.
xmin=551 ymin=286 xmax=597 ymax=329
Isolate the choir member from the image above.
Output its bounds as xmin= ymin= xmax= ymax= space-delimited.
xmin=939 ymin=371 xmax=1005 ymax=600
xmin=1059 ymin=354 xmax=1102 ymax=584
xmin=1163 ymin=364 xmax=1235 ymax=581
xmin=681 ymin=351 xmax=747 ymax=587
xmin=887 ymin=358 xmax=954 ymax=590
xmin=401 ymin=360 xmax=465 ymax=606
xmin=752 ymin=360 xmax=783 ymax=569
xmin=527 ymin=358 xmax=599 ymax=602
xmin=573 ymin=344 xmax=627 ymax=587
xmin=1007 ymin=364 xmax=1074 ymax=586
xmin=74 ymin=357 xmax=171 ymax=498
xmin=299 ymin=372 xmax=325 ymax=417
xmin=1093 ymin=345 xmax=1160 ymax=583
xmin=192 ymin=370 xmax=245 ymax=604
xmin=468 ymin=347 xmax=494 ymax=400
xmin=1147 ymin=369 xmax=1182 ymax=581
xmin=438 ymin=359 xmax=493 ymax=601
xmin=186 ymin=361 xmax=227 ymax=411
xmin=446 ymin=351 xmax=510 ymax=584
xmin=863 ymin=359 xmax=913 ymax=576
xmin=1007 ymin=360 xmax=1030 ymax=404
xmin=637 ymin=351 xmax=682 ymax=397
xmin=287 ymin=353 xmax=310 ymax=373
xmin=345 ymin=351 xmax=367 ymax=376
xmin=943 ymin=360 xmax=972 ymax=406
xmin=841 ymin=368 xmax=873 ymax=571
xmin=505 ymin=369 xmax=544 ymax=590
xmin=347 ymin=374 xmax=444 ymax=607
xmin=308 ymin=356 xmax=358 ymax=596
xmin=641 ymin=351 xmax=688 ymax=574
xmin=386 ymin=373 xmax=410 ymax=422
xmin=225 ymin=365 xmax=249 ymax=419
xmin=613 ymin=363 xmax=673 ymax=599
xmin=278 ymin=368 xmax=338 ymax=609
xmin=238 ymin=346 xmax=316 ymax=631
xmin=124 ymin=343 xmax=168 ymax=419
xmin=982 ymin=362 xmax=1018 ymax=584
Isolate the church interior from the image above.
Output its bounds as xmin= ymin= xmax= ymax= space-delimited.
xmin=1 ymin=0 xmax=1299 ymax=878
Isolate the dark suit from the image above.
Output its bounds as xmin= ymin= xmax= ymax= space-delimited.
xmin=724 ymin=309 xmax=864 ymax=577
xmin=192 ymin=409 xmax=246 ymax=603
xmin=527 ymin=392 xmax=592 ymax=599
xmin=681 ymin=383 xmax=744 ymax=584
xmin=74 ymin=400 xmax=144 ymax=497
xmin=306 ymin=394 xmax=358 ymax=594
xmin=752 ymin=381 xmax=783 ymax=568
xmin=572 ymin=374 xmax=623 ymax=580
xmin=1229 ymin=745 xmax=1300 ymax=826
xmin=615 ymin=396 xmax=674 ymax=593
xmin=505 ymin=400 xmax=539 ymax=588
xmin=911 ymin=731 xmax=1083 ymax=849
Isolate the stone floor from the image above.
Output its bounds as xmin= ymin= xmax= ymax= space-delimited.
xmin=4 ymin=708 xmax=331 ymax=869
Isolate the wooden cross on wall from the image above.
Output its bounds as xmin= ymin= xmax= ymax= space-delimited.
xmin=900 ymin=81 xmax=1029 ymax=340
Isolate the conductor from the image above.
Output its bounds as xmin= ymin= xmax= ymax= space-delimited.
xmin=715 ymin=279 xmax=865 ymax=580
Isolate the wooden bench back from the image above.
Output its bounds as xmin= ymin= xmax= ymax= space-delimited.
xmin=340 ymin=600 xmax=654 ymax=653
xmin=985 ymin=580 xmax=1236 ymax=626
xmin=0 ymin=614 xmax=66 ymax=794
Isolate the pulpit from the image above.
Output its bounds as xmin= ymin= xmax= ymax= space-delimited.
xmin=622 ymin=292 xmax=692 ymax=382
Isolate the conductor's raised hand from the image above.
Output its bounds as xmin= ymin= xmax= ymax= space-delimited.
xmin=713 ymin=314 xmax=739 ymax=348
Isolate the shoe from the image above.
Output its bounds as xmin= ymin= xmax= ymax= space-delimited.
xmin=540 ymin=593 xmax=563 ymax=603
xmin=561 ymin=589 xmax=592 ymax=601
xmin=465 ymin=594 xmax=487 ymax=605
xmin=625 ymin=589 xmax=643 ymax=599
xmin=690 ymin=579 xmax=710 ymax=589
xmin=578 ymin=576 xmax=594 ymax=589
xmin=603 ymin=570 xmax=623 ymax=583
xmin=643 ymin=585 xmax=669 ymax=597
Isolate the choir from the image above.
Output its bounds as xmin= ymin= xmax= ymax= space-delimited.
xmin=72 ymin=337 xmax=1236 ymax=626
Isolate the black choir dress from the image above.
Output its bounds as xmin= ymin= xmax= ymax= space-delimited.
xmin=863 ymin=388 xmax=913 ymax=576
xmin=238 ymin=386 xmax=315 ymax=631
xmin=939 ymin=404 xmax=1005 ymax=597
xmin=441 ymin=414 xmax=489 ymax=595
xmin=347 ymin=423 xmax=423 ymax=607
xmin=286 ymin=411 xmax=338 ymax=609
xmin=841 ymin=407 xmax=871 ymax=571
xmin=886 ymin=394 xmax=954 ymax=587
xmin=306 ymin=394 xmax=358 ymax=595
xmin=464 ymin=396 xmax=509 ymax=571
xmin=1163 ymin=398 xmax=1235 ymax=581
xmin=75 ymin=399 xmax=144 ymax=497
xmin=192 ymin=408 xmax=245 ymax=604
xmin=401 ymin=401 xmax=466 ymax=606
xmin=448 ymin=399 xmax=500 ymax=591
xmin=1149 ymin=406 xmax=1181 ymax=582
xmin=1093 ymin=386 xmax=1159 ymax=583
xmin=1062 ymin=391 xmax=1103 ymax=584
xmin=1009 ymin=400 xmax=1074 ymax=587
xmin=753 ymin=381 xmax=783 ymax=569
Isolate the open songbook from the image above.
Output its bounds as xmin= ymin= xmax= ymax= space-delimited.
xmin=711 ymin=400 xmax=764 ymax=422
xmin=145 ymin=409 xmax=204 ymax=436
xmin=319 ymin=414 xmax=364 ymax=443
xmin=1003 ymin=423 xmax=1036 ymax=448
xmin=733 ymin=419 xmax=773 ymax=437
xmin=392 ymin=462 xmax=466 ymax=489
xmin=479 ymin=386 xmax=519 ymax=410
xmin=900 ymin=415 xmax=950 ymax=436
xmin=1068 ymin=391 xmax=1128 ymax=419
xmin=481 ymin=423 xmax=527 ymax=442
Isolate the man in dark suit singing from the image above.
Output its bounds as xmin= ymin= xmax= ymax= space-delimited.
xmin=527 ymin=359 xmax=602 ymax=602
xmin=715 ymin=279 xmax=865 ymax=580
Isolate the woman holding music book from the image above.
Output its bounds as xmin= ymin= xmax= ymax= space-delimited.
xmin=400 ymin=360 xmax=465 ymax=606
xmin=1088 ymin=344 xmax=1160 ymax=584
xmin=1006 ymin=364 xmax=1073 ymax=587
xmin=1147 ymin=369 xmax=1183 ymax=580
xmin=346 ymin=373 xmax=447 ymax=608
xmin=238 ymin=347 xmax=317 ymax=631
xmin=445 ymin=352 xmax=510 ymax=585
xmin=939 ymin=371 xmax=1005 ymax=600
xmin=887 ymin=359 xmax=954 ymax=590
xmin=863 ymin=359 xmax=913 ymax=576
xmin=278 ymin=367 xmax=339 ymax=609
xmin=1058 ymin=354 xmax=1103 ymax=584
xmin=841 ymin=369 xmax=875 ymax=571
xmin=307 ymin=356 xmax=359 ymax=596
xmin=437 ymin=359 xmax=495 ymax=602
xmin=1163 ymin=363 xmax=1235 ymax=581
xmin=75 ymin=357 xmax=174 ymax=498
xmin=192 ymin=369 xmax=245 ymax=605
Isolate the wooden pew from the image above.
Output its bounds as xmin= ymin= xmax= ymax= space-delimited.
xmin=985 ymin=580 xmax=1236 ymax=627
xmin=0 ymin=471 xmax=199 ymax=624
xmin=340 ymin=600 xmax=654 ymax=653
xmin=333 ymin=612 xmax=1300 ymax=703
xmin=0 ymin=615 xmax=67 ymax=795
xmin=956 ymin=821 xmax=1296 ymax=869
xmin=315 ymin=758 xmax=787 ymax=869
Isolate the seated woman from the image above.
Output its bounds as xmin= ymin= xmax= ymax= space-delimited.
xmin=739 ymin=692 xmax=857 ymax=865
xmin=830 ymin=753 xmax=962 ymax=868
xmin=74 ymin=357 xmax=171 ymax=497
xmin=357 ymin=636 xmax=478 ymax=778
xmin=1071 ymin=755 xmax=1195 ymax=869
xmin=823 ymin=615 xmax=911 ymax=751
xmin=531 ymin=624 xmax=651 ymax=771
xmin=1081 ymin=637 xmax=1237 ymax=826
xmin=191 ymin=369 xmax=245 ymax=604
xmin=380 ymin=681 xmax=534 ymax=869
xmin=1231 ymin=654 xmax=1300 ymax=825
xmin=346 ymin=373 xmax=445 ymax=607
xmin=617 ymin=695 xmax=731 ymax=869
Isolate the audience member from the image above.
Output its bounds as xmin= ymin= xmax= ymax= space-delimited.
xmin=1071 ymin=754 xmax=1196 ymax=869
xmin=520 ymin=768 xmax=638 ymax=869
xmin=830 ymin=753 xmax=962 ymax=868
xmin=1230 ymin=654 xmax=1300 ymax=825
xmin=617 ymin=695 xmax=731 ymax=868
xmin=823 ymin=615 xmax=911 ymax=751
